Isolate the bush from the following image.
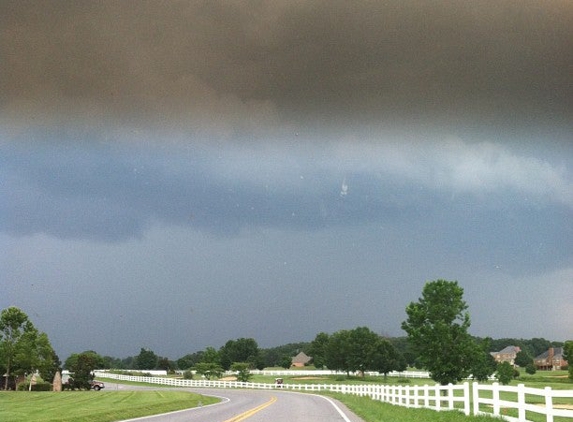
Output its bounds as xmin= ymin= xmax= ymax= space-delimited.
xmin=525 ymin=363 xmax=537 ymax=375
xmin=17 ymin=382 xmax=52 ymax=391
xmin=182 ymin=370 xmax=194 ymax=380
xmin=496 ymin=362 xmax=515 ymax=385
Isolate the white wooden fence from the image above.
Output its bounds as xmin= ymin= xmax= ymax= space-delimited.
xmin=473 ymin=382 xmax=573 ymax=422
xmin=94 ymin=371 xmax=573 ymax=421
xmin=249 ymin=369 xmax=432 ymax=378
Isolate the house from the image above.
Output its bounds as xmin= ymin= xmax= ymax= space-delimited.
xmin=490 ymin=346 xmax=521 ymax=366
xmin=291 ymin=351 xmax=312 ymax=367
xmin=534 ymin=347 xmax=568 ymax=370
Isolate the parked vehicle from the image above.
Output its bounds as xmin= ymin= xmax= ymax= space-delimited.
xmin=90 ymin=380 xmax=105 ymax=391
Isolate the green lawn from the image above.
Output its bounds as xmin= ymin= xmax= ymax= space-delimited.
xmin=0 ymin=390 xmax=219 ymax=422
xmin=326 ymin=393 xmax=505 ymax=422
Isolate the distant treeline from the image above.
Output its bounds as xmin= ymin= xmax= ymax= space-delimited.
xmin=87 ymin=337 xmax=564 ymax=371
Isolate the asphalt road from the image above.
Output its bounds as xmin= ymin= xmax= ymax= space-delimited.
xmin=106 ymin=382 xmax=364 ymax=422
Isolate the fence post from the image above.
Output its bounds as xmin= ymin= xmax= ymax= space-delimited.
xmin=545 ymin=386 xmax=554 ymax=422
xmin=424 ymin=384 xmax=430 ymax=408
xmin=435 ymin=384 xmax=441 ymax=411
xmin=492 ymin=382 xmax=500 ymax=417
xmin=463 ymin=382 xmax=470 ymax=415
xmin=517 ymin=384 xmax=526 ymax=422
xmin=448 ymin=383 xmax=454 ymax=410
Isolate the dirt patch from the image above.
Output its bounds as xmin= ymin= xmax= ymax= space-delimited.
xmin=292 ymin=376 xmax=327 ymax=380
xmin=218 ymin=376 xmax=237 ymax=381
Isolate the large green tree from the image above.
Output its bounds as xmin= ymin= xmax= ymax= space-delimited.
xmin=324 ymin=327 xmax=406 ymax=377
xmin=66 ymin=351 xmax=103 ymax=390
xmin=0 ymin=307 xmax=56 ymax=390
xmin=219 ymin=338 xmax=262 ymax=370
xmin=135 ymin=348 xmax=158 ymax=370
xmin=402 ymin=280 xmax=479 ymax=385
xmin=372 ymin=338 xmax=407 ymax=381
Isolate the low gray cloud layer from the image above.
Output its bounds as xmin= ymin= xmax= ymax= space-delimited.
xmin=1 ymin=1 xmax=572 ymax=359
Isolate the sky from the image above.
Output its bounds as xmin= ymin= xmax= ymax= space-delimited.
xmin=1 ymin=1 xmax=572 ymax=361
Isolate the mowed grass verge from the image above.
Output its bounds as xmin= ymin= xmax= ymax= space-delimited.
xmin=0 ymin=390 xmax=219 ymax=422
xmin=325 ymin=393 xmax=505 ymax=422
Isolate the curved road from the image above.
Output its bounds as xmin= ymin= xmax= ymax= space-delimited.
xmin=108 ymin=382 xmax=364 ymax=422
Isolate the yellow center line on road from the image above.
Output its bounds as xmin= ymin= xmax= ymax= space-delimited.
xmin=223 ymin=396 xmax=277 ymax=422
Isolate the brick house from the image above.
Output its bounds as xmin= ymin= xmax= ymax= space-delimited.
xmin=534 ymin=347 xmax=568 ymax=370
xmin=490 ymin=345 xmax=521 ymax=366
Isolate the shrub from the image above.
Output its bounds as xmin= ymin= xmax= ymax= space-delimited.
xmin=525 ymin=363 xmax=537 ymax=375
xmin=17 ymin=382 xmax=52 ymax=391
xmin=496 ymin=362 xmax=515 ymax=385
xmin=182 ymin=370 xmax=194 ymax=380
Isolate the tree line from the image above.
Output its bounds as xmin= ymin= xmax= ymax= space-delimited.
xmin=2 ymin=280 xmax=572 ymax=390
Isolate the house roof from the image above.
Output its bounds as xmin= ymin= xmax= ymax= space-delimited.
xmin=494 ymin=346 xmax=521 ymax=355
xmin=535 ymin=347 xmax=564 ymax=360
xmin=291 ymin=351 xmax=311 ymax=364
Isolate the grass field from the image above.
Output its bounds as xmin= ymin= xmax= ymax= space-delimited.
xmin=0 ymin=390 xmax=219 ymax=422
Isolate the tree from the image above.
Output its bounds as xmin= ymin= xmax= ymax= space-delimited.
xmin=279 ymin=355 xmax=292 ymax=369
xmin=64 ymin=351 xmax=104 ymax=371
xmin=41 ymin=348 xmax=62 ymax=385
xmin=563 ymin=340 xmax=573 ymax=381
xmin=514 ymin=350 xmax=533 ymax=368
xmin=157 ymin=357 xmax=175 ymax=373
xmin=325 ymin=329 xmax=352 ymax=374
xmin=194 ymin=362 xmax=223 ymax=380
xmin=219 ymin=338 xmax=261 ymax=370
xmin=402 ymin=280 xmax=479 ymax=385
xmin=469 ymin=338 xmax=496 ymax=382
xmin=67 ymin=351 xmax=103 ymax=390
xmin=309 ymin=332 xmax=330 ymax=369
xmin=496 ymin=361 xmax=515 ymax=385
xmin=0 ymin=307 xmax=30 ymax=389
xmin=201 ymin=347 xmax=220 ymax=364
xmin=231 ymin=362 xmax=252 ymax=383
xmin=177 ymin=351 xmax=204 ymax=370
xmin=14 ymin=328 xmax=57 ymax=383
xmin=324 ymin=327 xmax=402 ymax=377
xmin=346 ymin=327 xmax=381 ymax=375
xmin=0 ymin=307 xmax=56 ymax=390
xmin=372 ymin=338 xmax=406 ymax=381
xmin=135 ymin=348 xmax=158 ymax=370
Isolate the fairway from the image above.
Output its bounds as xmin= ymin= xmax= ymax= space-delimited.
xmin=0 ymin=390 xmax=219 ymax=422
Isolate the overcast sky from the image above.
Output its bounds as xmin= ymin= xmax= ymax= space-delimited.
xmin=1 ymin=1 xmax=572 ymax=361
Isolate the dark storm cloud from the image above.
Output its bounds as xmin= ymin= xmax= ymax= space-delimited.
xmin=1 ymin=0 xmax=571 ymax=138
xmin=2 ymin=140 xmax=571 ymax=277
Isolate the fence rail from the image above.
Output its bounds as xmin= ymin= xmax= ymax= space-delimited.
xmin=94 ymin=371 xmax=573 ymax=422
